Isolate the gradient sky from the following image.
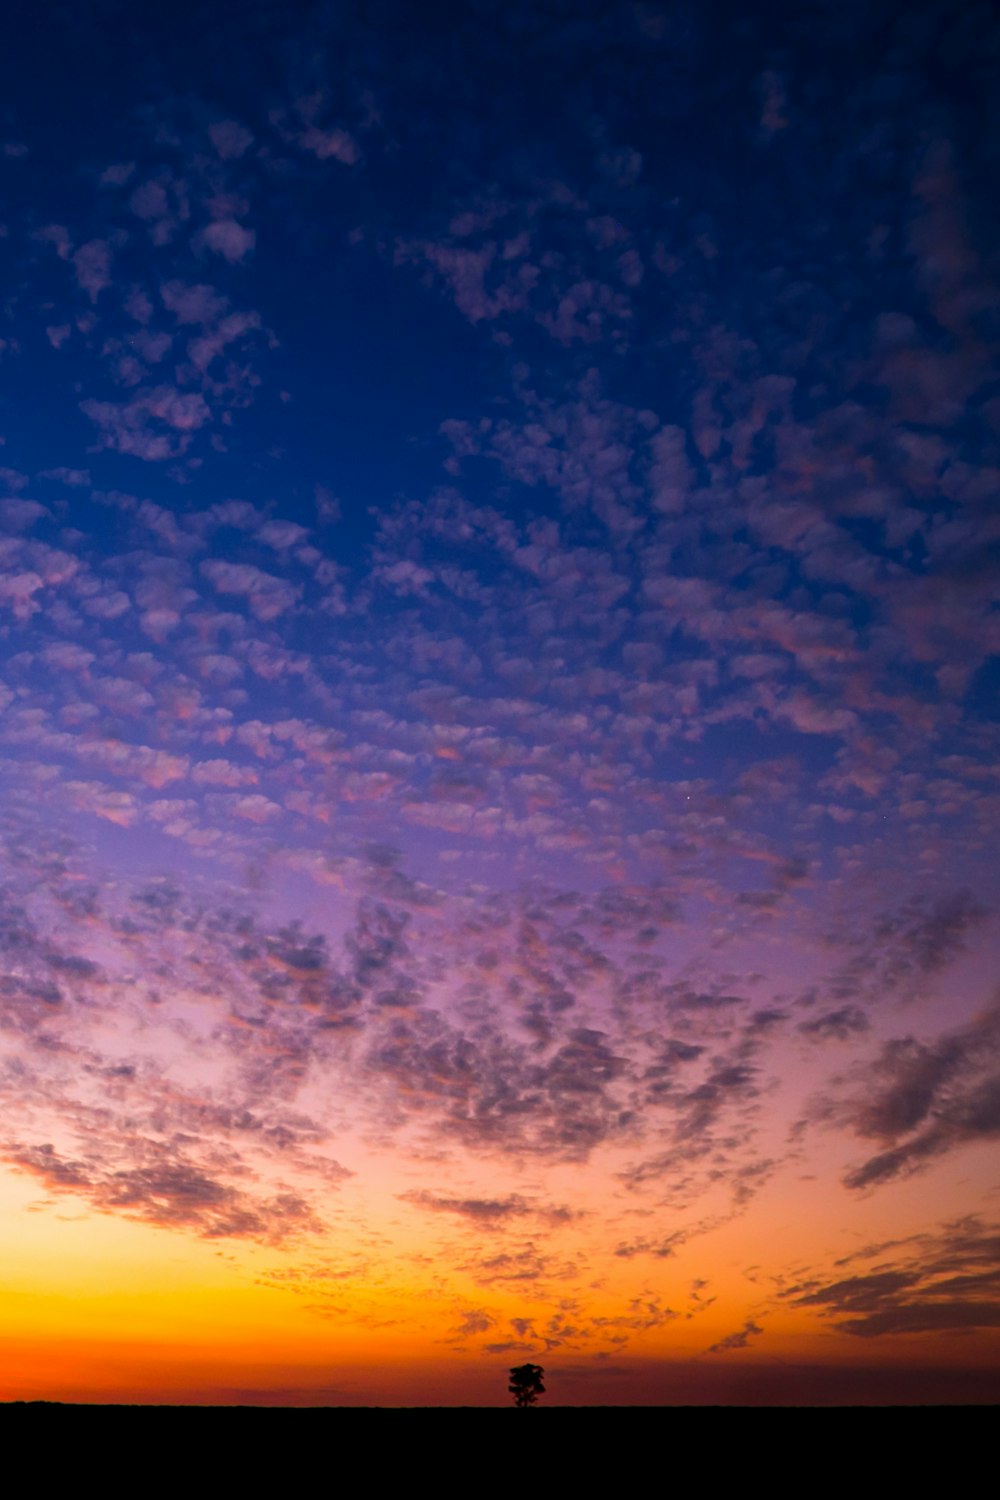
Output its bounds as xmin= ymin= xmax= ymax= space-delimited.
xmin=0 ymin=0 xmax=998 ymax=1406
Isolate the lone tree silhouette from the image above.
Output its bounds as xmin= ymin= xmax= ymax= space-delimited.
xmin=508 ymin=1363 xmax=546 ymax=1407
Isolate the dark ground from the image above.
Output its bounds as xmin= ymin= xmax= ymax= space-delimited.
xmin=3 ymin=1401 xmax=988 ymax=1473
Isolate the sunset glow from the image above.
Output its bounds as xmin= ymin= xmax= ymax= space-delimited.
xmin=0 ymin=1 xmax=998 ymax=1405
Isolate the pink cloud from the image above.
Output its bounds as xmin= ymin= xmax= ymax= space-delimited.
xmin=776 ymin=692 xmax=859 ymax=738
xmin=161 ymin=281 xmax=228 ymax=325
xmin=299 ymin=125 xmax=358 ymax=163
xmin=140 ymin=608 xmax=182 ymax=641
xmin=36 ymin=223 xmax=72 ymax=259
xmin=0 ymin=569 xmax=44 ymax=619
xmin=398 ymin=240 xmax=537 ymax=325
xmin=200 ymin=559 xmax=302 ymax=620
xmin=192 ymin=759 xmax=259 ymax=788
xmin=198 ymin=219 xmax=256 ymax=264
xmin=230 ymin=793 xmax=282 ymax=823
xmin=80 ymin=741 xmax=189 ymax=788
xmin=0 ymin=498 xmax=49 ymax=532
xmin=40 ymin=466 xmax=90 ymax=486
xmin=187 ymin=310 xmax=261 ymax=372
xmin=269 ymin=93 xmax=359 ymax=164
xmin=81 ymin=386 xmax=211 ymax=461
xmin=256 ymin=520 xmax=309 ymax=551
xmin=208 ymin=120 xmax=254 ymax=160
xmin=63 ymin=780 xmax=140 ymax=826
xmin=99 ymin=161 xmax=135 ymax=186
xmin=73 ymin=240 xmax=112 ymax=301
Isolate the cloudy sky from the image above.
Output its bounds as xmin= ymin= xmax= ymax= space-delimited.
xmin=1 ymin=0 xmax=998 ymax=1405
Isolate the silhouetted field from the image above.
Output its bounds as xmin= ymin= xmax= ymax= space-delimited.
xmin=6 ymin=1402 xmax=981 ymax=1490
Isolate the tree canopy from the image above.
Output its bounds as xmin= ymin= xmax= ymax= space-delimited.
xmin=508 ymin=1362 xmax=546 ymax=1407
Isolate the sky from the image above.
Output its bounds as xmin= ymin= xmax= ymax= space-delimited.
xmin=0 ymin=0 xmax=998 ymax=1406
